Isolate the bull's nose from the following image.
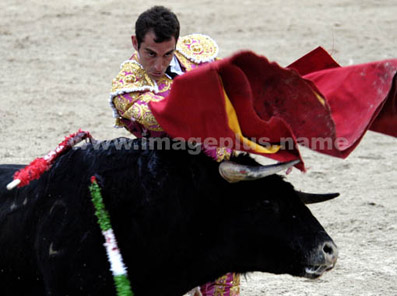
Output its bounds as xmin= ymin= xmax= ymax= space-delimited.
xmin=304 ymin=241 xmax=338 ymax=278
xmin=322 ymin=241 xmax=338 ymax=266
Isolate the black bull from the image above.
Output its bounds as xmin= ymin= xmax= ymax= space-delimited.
xmin=0 ymin=137 xmax=338 ymax=296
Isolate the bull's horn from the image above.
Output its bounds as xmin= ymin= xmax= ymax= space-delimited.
xmin=219 ymin=159 xmax=300 ymax=183
xmin=297 ymin=191 xmax=340 ymax=204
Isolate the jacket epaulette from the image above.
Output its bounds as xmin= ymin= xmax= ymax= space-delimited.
xmin=176 ymin=34 xmax=219 ymax=64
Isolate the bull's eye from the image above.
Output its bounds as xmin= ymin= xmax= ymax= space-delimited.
xmin=244 ymin=199 xmax=272 ymax=212
xmin=259 ymin=200 xmax=275 ymax=211
xmin=259 ymin=200 xmax=273 ymax=210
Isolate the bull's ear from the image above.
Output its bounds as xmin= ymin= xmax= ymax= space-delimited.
xmin=297 ymin=191 xmax=339 ymax=204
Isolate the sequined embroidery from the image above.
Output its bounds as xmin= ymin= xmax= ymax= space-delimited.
xmin=156 ymin=76 xmax=172 ymax=93
xmin=215 ymin=147 xmax=233 ymax=162
xmin=174 ymin=52 xmax=200 ymax=72
xmin=176 ymin=34 xmax=219 ymax=64
xmin=111 ymin=60 xmax=156 ymax=94
xmin=113 ymin=94 xmax=134 ymax=112
xmin=128 ymin=96 xmax=164 ymax=132
xmin=201 ymin=273 xmax=240 ymax=296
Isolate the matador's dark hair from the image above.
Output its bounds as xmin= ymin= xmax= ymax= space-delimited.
xmin=135 ymin=6 xmax=180 ymax=48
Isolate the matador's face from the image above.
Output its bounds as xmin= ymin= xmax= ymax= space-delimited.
xmin=132 ymin=31 xmax=176 ymax=81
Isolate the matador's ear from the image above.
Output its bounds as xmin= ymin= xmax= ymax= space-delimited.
xmin=131 ymin=35 xmax=139 ymax=51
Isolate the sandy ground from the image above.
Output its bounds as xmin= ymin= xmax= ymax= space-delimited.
xmin=1 ymin=0 xmax=396 ymax=295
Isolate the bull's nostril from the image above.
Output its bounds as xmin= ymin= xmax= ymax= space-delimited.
xmin=323 ymin=243 xmax=333 ymax=255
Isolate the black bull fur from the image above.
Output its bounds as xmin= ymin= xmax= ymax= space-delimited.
xmin=0 ymin=137 xmax=337 ymax=296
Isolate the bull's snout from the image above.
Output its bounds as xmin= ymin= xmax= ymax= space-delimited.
xmin=322 ymin=241 xmax=338 ymax=266
xmin=304 ymin=241 xmax=338 ymax=278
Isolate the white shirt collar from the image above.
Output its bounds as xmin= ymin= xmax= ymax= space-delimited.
xmin=169 ymin=55 xmax=184 ymax=76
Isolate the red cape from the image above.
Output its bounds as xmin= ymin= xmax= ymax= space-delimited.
xmin=150 ymin=48 xmax=397 ymax=171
